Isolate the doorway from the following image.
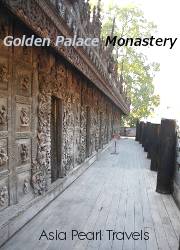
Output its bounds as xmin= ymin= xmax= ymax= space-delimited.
xmin=50 ymin=96 xmax=63 ymax=182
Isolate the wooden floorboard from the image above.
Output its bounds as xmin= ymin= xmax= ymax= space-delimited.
xmin=1 ymin=138 xmax=180 ymax=250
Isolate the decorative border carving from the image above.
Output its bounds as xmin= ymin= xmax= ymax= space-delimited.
xmin=31 ymin=73 xmax=52 ymax=195
xmin=0 ymin=185 xmax=8 ymax=209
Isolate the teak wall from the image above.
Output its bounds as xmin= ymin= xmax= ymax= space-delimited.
xmin=0 ymin=8 xmax=122 ymax=244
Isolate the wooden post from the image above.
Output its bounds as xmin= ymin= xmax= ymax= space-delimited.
xmin=156 ymin=119 xmax=176 ymax=194
xmin=138 ymin=122 xmax=142 ymax=143
xmin=150 ymin=124 xmax=160 ymax=171
xmin=135 ymin=120 xmax=139 ymax=141
xmin=142 ymin=123 xmax=147 ymax=148
xmin=146 ymin=122 xmax=152 ymax=158
xmin=144 ymin=122 xmax=151 ymax=154
xmin=139 ymin=121 xmax=145 ymax=144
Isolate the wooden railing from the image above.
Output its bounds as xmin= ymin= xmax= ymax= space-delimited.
xmin=136 ymin=119 xmax=180 ymax=209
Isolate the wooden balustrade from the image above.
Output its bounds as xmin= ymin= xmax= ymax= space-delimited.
xmin=135 ymin=119 xmax=177 ymax=194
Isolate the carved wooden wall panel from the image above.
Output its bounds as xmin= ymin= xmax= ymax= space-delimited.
xmin=32 ymin=71 xmax=52 ymax=194
xmin=16 ymin=170 xmax=32 ymax=203
xmin=0 ymin=12 xmax=12 ymax=211
xmin=0 ymin=9 xmax=122 ymax=216
xmin=0 ymin=15 xmax=39 ymax=209
xmin=72 ymin=75 xmax=81 ymax=168
xmin=0 ymin=58 xmax=9 ymax=91
xmin=63 ymin=93 xmax=74 ymax=173
xmin=0 ymin=139 xmax=8 ymax=172
xmin=12 ymin=39 xmax=36 ymax=200
xmin=0 ymin=97 xmax=8 ymax=132
xmin=16 ymin=103 xmax=31 ymax=133
xmin=78 ymin=105 xmax=87 ymax=164
xmin=16 ymin=139 xmax=31 ymax=167
xmin=16 ymin=70 xmax=32 ymax=97
xmin=0 ymin=177 xmax=8 ymax=211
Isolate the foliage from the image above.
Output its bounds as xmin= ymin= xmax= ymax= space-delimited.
xmin=101 ymin=4 xmax=160 ymax=127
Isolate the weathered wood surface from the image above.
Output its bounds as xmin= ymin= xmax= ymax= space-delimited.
xmin=139 ymin=121 xmax=145 ymax=144
xmin=135 ymin=120 xmax=139 ymax=141
xmin=146 ymin=122 xmax=152 ymax=158
xmin=142 ymin=122 xmax=147 ymax=149
xmin=150 ymin=124 xmax=160 ymax=171
xmin=156 ymin=119 xmax=176 ymax=194
xmin=1 ymin=139 xmax=180 ymax=250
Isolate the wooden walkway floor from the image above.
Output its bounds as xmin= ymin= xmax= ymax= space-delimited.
xmin=2 ymin=138 xmax=180 ymax=250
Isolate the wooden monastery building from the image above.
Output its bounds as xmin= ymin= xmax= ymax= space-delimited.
xmin=0 ymin=0 xmax=130 ymax=245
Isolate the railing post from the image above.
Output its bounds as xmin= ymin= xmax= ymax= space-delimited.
xmin=150 ymin=124 xmax=160 ymax=171
xmin=144 ymin=122 xmax=151 ymax=154
xmin=156 ymin=119 xmax=176 ymax=194
xmin=142 ymin=122 xmax=147 ymax=148
xmin=135 ymin=120 xmax=139 ymax=141
xmin=146 ymin=122 xmax=152 ymax=159
xmin=139 ymin=121 xmax=145 ymax=144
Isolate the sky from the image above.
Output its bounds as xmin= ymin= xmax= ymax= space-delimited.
xmin=100 ymin=0 xmax=180 ymax=124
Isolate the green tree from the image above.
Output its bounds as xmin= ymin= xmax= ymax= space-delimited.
xmin=101 ymin=4 xmax=160 ymax=127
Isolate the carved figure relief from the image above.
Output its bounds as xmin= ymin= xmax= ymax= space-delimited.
xmin=0 ymin=148 xmax=8 ymax=166
xmin=20 ymin=74 xmax=30 ymax=91
xmin=0 ymin=64 xmax=8 ymax=84
xmin=57 ymin=0 xmax=65 ymax=18
xmin=20 ymin=108 xmax=30 ymax=127
xmin=16 ymin=70 xmax=32 ymax=96
xmin=23 ymin=79 xmax=29 ymax=91
xmin=0 ymin=186 xmax=8 ymax=208
xmin=31 ymin=160 xmax=47 ymax=195
xmin=20 ymin=144 xmax=29 ymax=163
xmin=0 ymin=105 xmax=7 ymax=125
xmin=23 ymin=179 xmax=29 ymax=194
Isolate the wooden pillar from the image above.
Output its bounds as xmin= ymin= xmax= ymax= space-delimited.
xmin=150 ymin=124 xmax=160 ymax=171
xmin=144 ymin=122 xmax=151 ymax=153
xmin=135 ymin=120 xmax=139 ymax=141
xmin=142 ymin=123 xmax=147 ymax=148
xmin=146 ymin=122 xmax=153 ymax=158
xmin=139 ymin=121 xmax=145 ymax=144
xmin=156 ymin=119 xmax=176 ymax=194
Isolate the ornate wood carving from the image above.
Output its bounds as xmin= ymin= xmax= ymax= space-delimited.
xmin=0 ymin=62 xmax=9 ymax=90
xmin=23 ymin=178 xmax=29 ymax=194
xmin=0 ymin=7 xmax=123 ymax=204
xmin=20 ymin=143 xmax=29 ymax=163
xmin=63 ymin=93 xmax=74 ymax=173
xmin=17 ymin=72 xmax=31 ymax=97
xmin=0 ymin=104 xmax=7 ymax=126
xmin=2 ymin=0 xmax=129 ymax=114
xmin=0 ymin=148 xmax=8 ymax=166
xmin=16 ymin=104 xmax=31 ymax=132
xmin=77 ymin=106 xmax=86 ymax=164
xmin=20 ymin=108 xmax=30 ymax=127
xmin=0 ymin=139 xmax=8 ymax=168
xmin=0 ymin=185 xmax=8 ymax=209
xmin=16 ymin=171 xmax=32 ymax=202
xmin=0 ymin=64 xmax=8 ymax=83
xmin=31 ymin=73 xmax=51 ymax=194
